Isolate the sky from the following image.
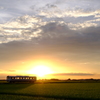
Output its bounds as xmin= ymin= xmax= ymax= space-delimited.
xmin=0 ymin=0 xmax=100 ymax=79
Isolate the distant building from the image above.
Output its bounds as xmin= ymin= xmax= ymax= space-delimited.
xmin=7 ymin=76 xmax=36 ymax=83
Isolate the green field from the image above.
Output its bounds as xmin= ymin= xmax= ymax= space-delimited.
xmin=0 ymin=83 xmax=100 ymax=100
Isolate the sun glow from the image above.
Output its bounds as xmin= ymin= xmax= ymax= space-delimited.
xmin=27 ymin=65 xmax=53 ymax=77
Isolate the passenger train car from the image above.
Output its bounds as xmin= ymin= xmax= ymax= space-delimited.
xmin=7 ymin=76 xmax=36 ymax=83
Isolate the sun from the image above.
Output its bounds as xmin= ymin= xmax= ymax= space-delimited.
xmin=27 ymin=65 xmax=53 ymax=77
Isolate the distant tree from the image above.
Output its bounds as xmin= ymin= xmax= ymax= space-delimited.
xmin=67 ymin=78 xmax=71 ymax=80
xmin=50 ymin=78 xmax=59 ymax=81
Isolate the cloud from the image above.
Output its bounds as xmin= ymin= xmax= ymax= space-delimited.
xmin=0 ymin=0 xmax=100 ymax=22
xmin=0 ymin=14 xmax=99 ymax=44
xmin=0 ymin=7 xmax=100 ymax=43
xmin=52 ymin=73 xmax=95 ymax=76
xmin=0 ymin=15 xmax=43 ymax=43
xmin=68 ymin=22 xmax=98 ymax=30
xmin=39 ymin=22 xmax=100 ymax=47
xmin=0 ymin=24 xmax=100 ymax=66
xmin=39 ymin=7 xmax=100 ymax=18
xmin=0 ymin=0 xmax=100 ymax=44
xmin=1 ymin=19 xmax=100 ymax=49
xmin=0 ymin=6 xmax=4 ymax=10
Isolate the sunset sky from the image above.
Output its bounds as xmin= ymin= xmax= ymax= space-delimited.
xmin=0 ymin=0 xmax=100 ymax=79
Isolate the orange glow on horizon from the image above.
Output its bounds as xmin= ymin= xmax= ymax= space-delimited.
xmin=7 ymin=56 xmax=85 ymax=79
xmin=19 ymin=57 xmax=72 ymax=79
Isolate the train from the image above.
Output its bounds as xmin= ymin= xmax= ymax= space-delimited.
xmin=7 ymin=76 xmax=36 ymax=83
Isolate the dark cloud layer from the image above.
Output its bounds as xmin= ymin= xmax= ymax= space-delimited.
xmin=52 ymin=73 xmax=95 ymax=76
xmin=0 ymin=23 xmax=100 ymax=65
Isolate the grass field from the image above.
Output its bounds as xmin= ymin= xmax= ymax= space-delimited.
xmin=0 ymin=83 xmax=100 ymax=100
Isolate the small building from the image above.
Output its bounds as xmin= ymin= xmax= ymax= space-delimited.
xmin=7 ymin=76 xmax=36 ymax=83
